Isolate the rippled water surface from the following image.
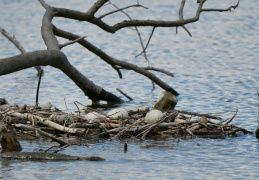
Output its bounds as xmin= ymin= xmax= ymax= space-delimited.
xmin=0 ymin=0 xmax=259 ymax=179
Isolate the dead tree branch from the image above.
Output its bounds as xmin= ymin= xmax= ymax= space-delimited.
xmin=99 ymin=4 xmax=148 ymax=19
xmin=0 ymin=27 xmax=43 ymax=75
xmin=53 ymin=27 xmax=179 ymax=96
xmin=1 ymin=0 xmax=240 ymax=102
xmin=136 ymin=27 xmax=156 ymax=58
xmin=179 ymin=0 xmax=192 ymax=37
xmin=201 ymin=0 xmax=240 ymax=12
xmin=59 ymin=36 xmax=86 ymax=49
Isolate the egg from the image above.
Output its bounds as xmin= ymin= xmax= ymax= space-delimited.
xmin=144 ymin=109 xmax=164 ymax=123
xmin=107 ymin=108 xmax=128 ymax=119
xmin=84 ymin=112 xmax=102 ymax=121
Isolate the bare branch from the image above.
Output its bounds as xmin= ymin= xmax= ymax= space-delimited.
xmin=119 ymin=66 xmax=174 ymax=77
xmin=108 ymin=1 xmax=149 ymax=63
xmin=87 ymin=0 xmax=109 ymax=16
xmin=99 ymin=4 xmax=148 ymax=19
xmin=59 ymin=36 xmax=86 ymax=49
xmin=0 ymin=27 xmax=43 ymax=75
xmin=107 ymin=1 xmax=156 ymax=90
xmin=225 ymin=105 xmax=238 ymax=125
xmin=53 ymin=27 xmax=179 ymax=96
xmin=0 ymin=27 xmax=26 ymax=53
xmin=179 ymin=0 xmax=192 ymax=37
xmin=53 ymin=26 xmax=123 ymax=79
xmin=38 ymin=0 xmax=50 ymax=9
xmin=141 ymin=67 xmax=174 ymax=77
xmin=50 ymin=0 xmax=238 ymax=35
xmin=135 ymin=27 xmax=156 ymax=58
xmin=201 ymin=0 xmax=240 ymax=12
xmin=116 ymin=88 xmax=133 ymax=101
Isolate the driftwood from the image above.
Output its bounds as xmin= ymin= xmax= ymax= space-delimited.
xmin=0 ymin=152 xmax=104 ymax=161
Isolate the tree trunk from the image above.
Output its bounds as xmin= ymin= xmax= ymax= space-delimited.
xmin=0 ymin=50 xmax=122 ymax=102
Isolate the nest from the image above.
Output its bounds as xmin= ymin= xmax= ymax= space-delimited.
xmin=0 ymin=101 xmax=253 ymax=143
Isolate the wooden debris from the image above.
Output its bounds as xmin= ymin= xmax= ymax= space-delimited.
xmin=0 ymin=100 xmax=253 ymax=143
xmin=153 ymin=91 xmax=178 ymax=111
xmin=0 ymin=152 xmax=104 ymax=161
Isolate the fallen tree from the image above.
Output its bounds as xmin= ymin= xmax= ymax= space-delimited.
xmin=0 ymin=0 xmax=240 ymax=103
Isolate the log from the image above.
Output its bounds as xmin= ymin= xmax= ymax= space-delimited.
xmin=0 ymin=152 xmax=104 ymax=161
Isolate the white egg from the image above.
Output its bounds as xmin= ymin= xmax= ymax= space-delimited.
xmin=144 ymin=109 xmax=164 ymax=123
xmin=107 ymin=108 xmax=128 ymax=119
xmin=84 ymin=112 xmax=102 ymax=121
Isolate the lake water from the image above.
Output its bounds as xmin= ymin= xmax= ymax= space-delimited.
xmin=0 ymin=0 xmax=259 ymax=179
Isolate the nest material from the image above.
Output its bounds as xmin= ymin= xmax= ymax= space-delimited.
xmin=0 ymin=102 xmax=253 ymax=141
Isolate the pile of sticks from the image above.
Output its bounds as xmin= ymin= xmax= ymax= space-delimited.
xmin=0 ymin=98 xmax=253 ymax=145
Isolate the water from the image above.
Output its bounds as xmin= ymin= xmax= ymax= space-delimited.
xmin=0 ymin=0 xmax=259 ymax=179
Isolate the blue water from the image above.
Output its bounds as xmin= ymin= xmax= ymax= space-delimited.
xmin=0 ymin=0 xmax=259 ymax=179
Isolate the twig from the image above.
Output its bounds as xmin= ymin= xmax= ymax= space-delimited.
xmin=135 ymin=27 xmax=156 ymax=58
xmin=44 ymin=145 xmax=59 ymax=153
xmin=84 ymin=108 xmax=114 ymax=128
xmin=185 ymin=127 xmax=195 ymax=138
xmin=38 ymin=0 xmax=50 ymax=9
xmin=175 ymin=110 xmax=222 ymax=120
xmin=53 ymin=144 xmax=70 ymax=153
xmin=257 ymin=90 xmax=259 ymax=126
xmin=116 ymin=88 xmax=133 ymax=101
xmin=59 ymin=36 xmax=86 ymax=49
xmin=118 ymin=66 xmax=174 ymax=77
xmin=201 ymin=0 xmax=240 ymax=12
xmin=255 ymin=90 xmax=259 ymax=139
xmin=60 ymin=89 xmax=69 ymax=113
xmin=99 ymin=4 xmax=148 ymax=19
xmin=35 ymin=69 xmax=43 ymax=107
xmin=179 ymin=0 xmax=192 ymax=37
xmin=112 ymin=119 xmax=142 ymax=140
xmin=0 ymin=27 xmax=26 ymax=53
xmin=108 ymin=1 xmax=150 ymax=64
xmin=74 ymin=102 xmax=81 ymax=117
xmin=75 ymin=101 xmax=107 ymax=117
xmin=124 ymin=142 xmax=127 ymax=152
xmin=225 ymin=105 xmax=238 ymax=125
xmin=107 ymin=0 xmax=156 ymax=93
